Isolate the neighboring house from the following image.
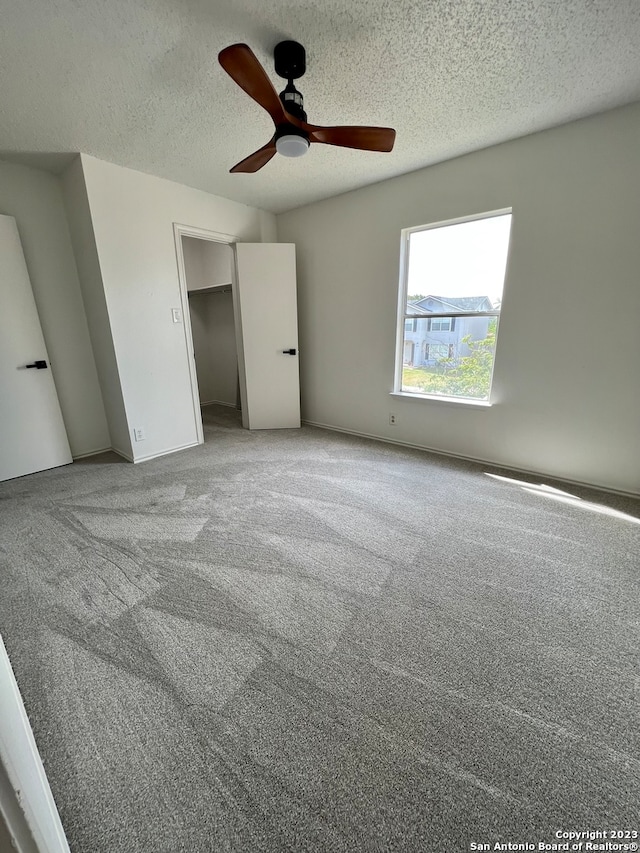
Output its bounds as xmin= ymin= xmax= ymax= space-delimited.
xmin=403 ymin=295 xmax=494 ymax=367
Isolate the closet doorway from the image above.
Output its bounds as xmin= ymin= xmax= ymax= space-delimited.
xmin=174 ymin=225 xmax=301 ymax=441
xmin=181 ymin=236 xmax=240 ymax=427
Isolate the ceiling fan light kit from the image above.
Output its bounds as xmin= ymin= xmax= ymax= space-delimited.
xmin=218 ymin=40 xmax=396 ymax=173
xmin=275 ymin=134 xmax=310 ymax=158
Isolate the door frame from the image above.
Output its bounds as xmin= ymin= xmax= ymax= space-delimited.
xmin=173 ymin=224 xmax=241 ymax=442
xmin=0 ymin=636 xmax=71 ymax=853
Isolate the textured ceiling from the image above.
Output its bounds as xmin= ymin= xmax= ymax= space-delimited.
xmin=0 ymin=0 xmax=639 ymax=213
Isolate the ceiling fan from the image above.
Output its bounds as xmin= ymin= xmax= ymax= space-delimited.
xmin=218 ymin=40 xmax=396 ymax=173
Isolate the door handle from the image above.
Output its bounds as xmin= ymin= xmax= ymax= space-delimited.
xmin=282 ymin=349 xmax=297 ymax=355
xmin=26 ymin=360 xmax=48 ymax=369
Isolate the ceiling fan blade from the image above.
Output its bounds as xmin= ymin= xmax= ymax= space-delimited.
xmin=218 ymin=43 xmax=287 ymax=126
xmin=229 ymin=138 xmax=277 ymax=173
xmin=308 ymin=125 xmax=396 ymax=152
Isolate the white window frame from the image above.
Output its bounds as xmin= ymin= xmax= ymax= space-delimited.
xmin=393 ymin=208 xmax=512 ymax=406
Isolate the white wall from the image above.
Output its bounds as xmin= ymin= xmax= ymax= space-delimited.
xmin=79 ymin=155 xmax=276 ymax=461
xmin=0 ymin=161 xmax=109 ymax=458
xmin=277 ymin=103 xmax=640 ymax=495
xmin=201 ymin=240 xmax=233 ymax=289
xmin=188 ymin=289 xmax=238 ymax=406
xmin=62 ymin=158 xmax=132 ymax=458
xmin=182 ymin=236 xmax=206 ymax=294
xmin=183 ymin=236 xmax=233 ymax=291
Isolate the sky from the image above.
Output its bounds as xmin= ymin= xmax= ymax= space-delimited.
xmin=406 ymin=213 xmax=512 ymax=304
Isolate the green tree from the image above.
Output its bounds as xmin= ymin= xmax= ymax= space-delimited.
xmin=440 ymin=319 xmax=497 ymax=399
xmin=401 ymin=320 xmax=498 ymax=399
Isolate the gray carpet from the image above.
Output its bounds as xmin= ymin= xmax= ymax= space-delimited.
xmin=0 ymin=404 xmax=639 ymax=853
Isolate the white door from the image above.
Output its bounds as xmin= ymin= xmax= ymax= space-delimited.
xmin=233 ymin=243 xmax=300 ymax=429
xmin=0 ymin=215 xmax=72 ymax=482
xmin=0 ymin=636 xmax=71 ymax=852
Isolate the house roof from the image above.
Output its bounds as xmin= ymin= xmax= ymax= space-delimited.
xmin=411 ymin=296 xmax=493 ymax=312
xmin=405 ymin=301 xmax=431 ymax=314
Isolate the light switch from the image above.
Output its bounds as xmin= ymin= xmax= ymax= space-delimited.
xmin=171 ymin=308 xmax=182 ymax=323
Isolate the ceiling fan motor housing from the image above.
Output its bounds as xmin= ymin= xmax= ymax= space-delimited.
xmin=275 ymin=42 xmax=308 ymax=122
xmin=279 ymin=81 xmax=307 ymax=122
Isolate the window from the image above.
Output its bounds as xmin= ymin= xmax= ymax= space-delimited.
xmin=428 ymin=317 xmax=455 ymax=332
xmin=396 ymin=210 xmax=512 ymax=402
xmin=425 ymin=343 xmax=449 ymax=362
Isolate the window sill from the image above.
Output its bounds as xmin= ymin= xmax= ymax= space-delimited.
xmin=390 ymin=391 xmax=493 ymax=408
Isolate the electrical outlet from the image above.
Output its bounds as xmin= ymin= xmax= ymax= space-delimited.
xmin=389 ymin=413 xmax=397 ymax=425
xmin=134 ymin=427 xmax=145 ymax=442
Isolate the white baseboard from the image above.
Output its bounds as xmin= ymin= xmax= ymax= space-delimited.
xmin=110 ymin=447 xmax=134 ymax=463
xmin=302 ymin=419 xmax=640 ymax=499
xmin=71 ymin=446 xmax=112 ymax=460
xmin=0 ymin=637 xmax=70 ymax=853
xmin=132 ymin=441 xmax=200 ymax=464
xmin=71 ymin=446 xmax=134 ymax=464
xmin=200 ymin=399 xmax=237 ymax=408
xmin=107 ymin=441 xmax=202 ymax=465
